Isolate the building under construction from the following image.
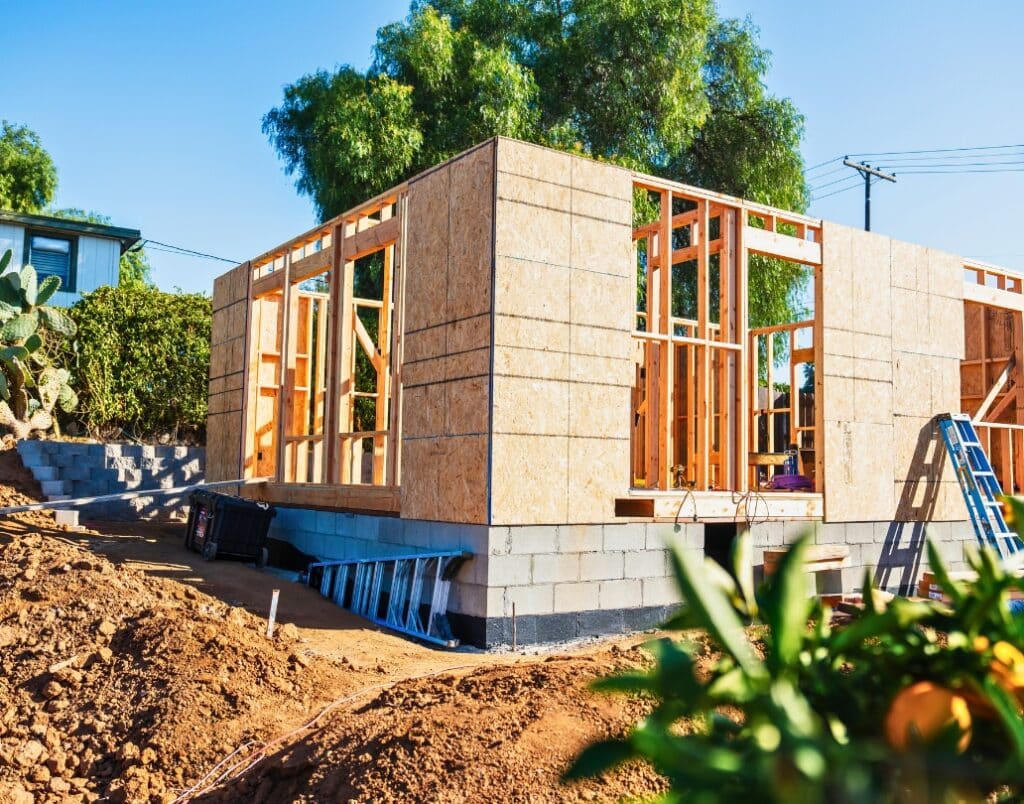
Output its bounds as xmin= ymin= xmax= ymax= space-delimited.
xmin=205 ymin=137 xmax=1022 ymax=646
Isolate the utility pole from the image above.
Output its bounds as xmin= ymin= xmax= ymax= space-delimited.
xmin=843 ymin=159 xmax=897 ymax=231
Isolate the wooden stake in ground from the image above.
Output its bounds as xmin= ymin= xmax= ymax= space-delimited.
xmin=266 ymin=589 xmax=280 ymax=638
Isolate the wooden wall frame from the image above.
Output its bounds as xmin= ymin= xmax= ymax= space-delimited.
xmin=242 ymin=188 xmax=408 ymax=504
xmin=629 ymin=174 xmax=822 ymax=493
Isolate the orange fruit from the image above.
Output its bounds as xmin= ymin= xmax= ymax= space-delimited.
xmin=884 ymin=681 xmax=972 ymax=753
xmin=990 ymin=641 xmax=1024 ymax=693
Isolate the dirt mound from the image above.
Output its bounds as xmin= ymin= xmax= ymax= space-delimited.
xmin=0 ymin=530 xmax=348 ymax=803
xmin=198 ymin=647 xmax=667 ymax=804
xmin=0 ymin=441 xmax=674 ymax=803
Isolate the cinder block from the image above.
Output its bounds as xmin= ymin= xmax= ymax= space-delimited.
xmin=558 ymin=524 xmax=603 ymax=553
xmin=603 ymin=523 xmax=646 ymax=551
xmin=748 ymin=521 xmax=785 ymax=548
xmin=554 ymin=581 xmax=600 ymax=613
xmin=842 ymin=522 xmax=875 ymax=545
xmin=448 ymin=582 xmax=488 ymax=617
xmin=443 ymin=523 xmax=490 ymax=555
xmin=783 ymin=520 xmax=818 ymax=544
xmin=64 ymin=464 xmax=94 ymax=481
xmin=507 ymin=525 xmax=558 ymax=555
xmin=642 ymin=576 xmax=681 ymax=608
xmin=53 ymin=509 xmax=79 ymax=528
xmin=647 ymin=522 xmax=702 ymax=552
xmin=17 ymin=439 xmax=44 ymax=453
xmin=531 ymin=553 xmax=580 ymax=584
xmin=505 ymin=584 xmax=555 ymax=616
xmin=488 ymin=527 xmax=512 ymax=555
xmin=488 ymin=554 xmax=532 ymax=586
xmin=31 ymin=465 xmax=59 ymax=481
xmin=598 ymin=579 xmax=642 ymax=610
xmin=949 ymin=521 xmax=974 ymax=544
xmin=579 ymin=551 xmax=624 ymax=581
xmin=40 ymin=480 xmax=67 ymax=497
xmin=624 ymin=550 xmax=669 ymax=579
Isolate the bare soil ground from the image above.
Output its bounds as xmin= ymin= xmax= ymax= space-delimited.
xmin=0 ymin=445 xmax=672 ymax=803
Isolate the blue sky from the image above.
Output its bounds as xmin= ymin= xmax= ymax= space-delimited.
xmin=2 ymin=1 xmax=1022 ymax=293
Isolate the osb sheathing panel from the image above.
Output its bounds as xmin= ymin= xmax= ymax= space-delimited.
xmin=490 ymin=433 xmax=569 ymax=525
xmin=206 ymin=264 xmax=249 ymax=482
xmin=400 ymin=140 xmax=495 ymax=524
xmin=821 ymin=223 xmax=964 ymax=523
xmin=490 ymin=139 xmax=632 ymax=525
xmin=448 ymin=146 xmax=496 ymax=320
xmin=568 ymin=436 xmax=630 ymax=522
xmin=890 ymin=242 xmax=963 ymax=522
xmin=401 ymin=435 xmax=489 ymax=523
xmin=821 ymin=224 xmax=895 ymax=522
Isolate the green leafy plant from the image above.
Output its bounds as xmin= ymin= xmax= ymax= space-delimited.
xmin=0 ymin=249 xmax=77 ymax=439
xmin=568 ymin=520 xmax=1024 ymax=802
xmin=63 ymin=284 xmax=210 ymax=441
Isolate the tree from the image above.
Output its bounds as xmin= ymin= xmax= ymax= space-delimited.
xmin=0 ymin=121 xmax=57 ymax=214
xmin=264 ymin=1 xmax=809 ymax=324
xmin=49 ymin=209 xmax=153 ymax=287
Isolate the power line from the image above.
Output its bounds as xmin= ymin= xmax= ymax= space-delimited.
xmin=803 ymin=156 xmax=842 ymax=173
xmin=811 ymin=176 xmax=877 ymax=201
xmin=808 ymin=173 xmax=863 ymax=192
xmin=875 ymin=159 xmax=1024 ymax=170
xmin=140 ymin=239 xmax=240 ymax=265
xmin=883 ymin=167 xmax=1024 ymax=175
xmin=869 ymin=151 xmax=1024 ymax=165
xmin=847 ymin=142 xmax=1024 ymax=158
xmin=805 ymin=164 xmax=848 ymax=182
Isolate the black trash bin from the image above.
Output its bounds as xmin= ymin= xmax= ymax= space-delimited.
xmin=185 ymin=490 xmax=276 ymax=566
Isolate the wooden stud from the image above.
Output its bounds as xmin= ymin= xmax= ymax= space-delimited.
xmin=660 ymin=191 xmax=673 ymax=490
xmin=274 ymin=253 xmax=293 ymax=482
xmin=695 ymin=200 xmax=709 ymax=489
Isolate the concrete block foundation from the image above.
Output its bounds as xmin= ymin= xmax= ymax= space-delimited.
xmin=268 ymin=507 xmax=977 ymax=648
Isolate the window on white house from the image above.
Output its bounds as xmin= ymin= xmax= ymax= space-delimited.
xmin=26 ymin=233 xmax=76 ymax=292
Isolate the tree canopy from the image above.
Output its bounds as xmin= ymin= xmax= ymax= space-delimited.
xmin=264 ymin=0 xmax=810 ymax=325
xmin=0 ymin=121 xmax=57 ymax=214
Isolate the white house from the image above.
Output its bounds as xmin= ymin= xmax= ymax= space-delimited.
xmin=0 ymin=211 xmax=141 ymax=307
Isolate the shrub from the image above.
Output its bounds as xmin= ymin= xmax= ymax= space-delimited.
xmin=64 ymin=284 xmax=211 ymax=441
xmin=569 ymin=513 xmax=1024 ymax=802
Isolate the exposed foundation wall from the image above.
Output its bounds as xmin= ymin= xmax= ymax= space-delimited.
xmin=820 ymin=223 xmax=965 ymax=524
xmin=262 ymin=506 xmax=978 ymax=647
xmin=399 ymin=141 xmax=495 ymax=525
xmin=489 ymin=138 xmax=634 ymax=527
xmin=206 ymin=263 xmax=249 ymax=482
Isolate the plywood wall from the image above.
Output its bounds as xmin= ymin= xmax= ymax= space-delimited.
xmin=399 ymin=140 xmax=495 ymax=524
xmin=489 ymin=139 xmax=634 ymax=525
xmin=820 ymin=223 xmax=963 ymax=522
xmin=206 ymin=263 xmax=249 ymax=482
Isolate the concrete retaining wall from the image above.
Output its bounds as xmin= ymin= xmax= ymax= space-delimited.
xmin=269 ymin=507 xmax=976 ymax=648
xmin=17 ymin=441 xmax=205 ymax=521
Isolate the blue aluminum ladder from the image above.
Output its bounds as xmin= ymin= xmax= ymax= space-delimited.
xmin=305 ymin=551 xmax=470 ymax=647
xmin=938 ymin=413 xmax=1024 ymax=562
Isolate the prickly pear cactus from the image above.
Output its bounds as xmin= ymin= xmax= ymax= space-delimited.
xmin=0 ymin=249 xmax=78 ymax=439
